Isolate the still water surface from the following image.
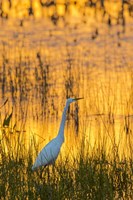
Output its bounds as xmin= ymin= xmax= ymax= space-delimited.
xmin=0 ymin=8 xmax=133 ymax=160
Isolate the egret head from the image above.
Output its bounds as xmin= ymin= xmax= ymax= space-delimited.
xmin=67 ymin=97 xmax=83 ymax=104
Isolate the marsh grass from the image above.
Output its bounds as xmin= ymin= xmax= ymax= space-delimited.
xmin=0 ymin=60 xmax=133 ymax=199
xmin=0 ymin=5 xmax=133 ymax=198
xmin=0 ymin=126 xmax=133 ymax=200
xmin=0 ymin=54 xmax=133 ymax=200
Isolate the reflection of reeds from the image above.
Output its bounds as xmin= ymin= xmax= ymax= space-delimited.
xmin=64 ymin=46 xmax=81 ymax=135
xmin=0 ymin=0 xmax=132 ymax=26
xmin=1 ymin=44 xmax=7 ymax=99
xmin=64 ymin=46 xmax=74 ymax=126
xmin=0 ymin=65 xmax=133 ymax=199
xmin=36 ymin=51 xmax=49 ymax=115
xmin=0 ymin=4 xmax=133 ymax=198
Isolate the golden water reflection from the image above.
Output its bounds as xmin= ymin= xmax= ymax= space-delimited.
xmin=0 ymin=3 xmax=133 ymax=161
xmin=1 ymin=0 xmax=133 ymax=21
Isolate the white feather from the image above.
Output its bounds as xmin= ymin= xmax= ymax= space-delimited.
xmin=32 ymin=97 xmax=83 ymax=170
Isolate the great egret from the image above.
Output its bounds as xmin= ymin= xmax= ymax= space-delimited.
xmin=32 ymin=97 xmax=83 ymax=170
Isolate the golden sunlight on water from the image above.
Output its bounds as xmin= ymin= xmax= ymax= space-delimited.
xmin=1 ymin=0 xmax=132 ymax=19
xmin=0 ymin=1 xmax=133 ymax=162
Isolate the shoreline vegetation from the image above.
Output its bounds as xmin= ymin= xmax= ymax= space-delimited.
xmin=0 ymin=0 xmax=133 ymax=199
xmin=0 ymin=0 xmax=133 ymax=26
xmin=0 ymin=85 xmax=133 ymax=199
xmin=1 ymin=128 xmax=133 ymax=199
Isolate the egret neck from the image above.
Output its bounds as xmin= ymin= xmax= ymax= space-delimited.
xmin=57 ymin=101 xmax=70 ymax=142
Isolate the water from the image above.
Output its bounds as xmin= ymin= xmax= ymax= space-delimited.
xmin=0 ymin=3 xmax=133 ymax=160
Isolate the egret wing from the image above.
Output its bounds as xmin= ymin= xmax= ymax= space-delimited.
xmin=32 ymin=137 xmax=62 ymax=170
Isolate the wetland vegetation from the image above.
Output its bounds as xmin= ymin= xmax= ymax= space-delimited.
xmin=0 ymin=0 xmax=133 ymax=199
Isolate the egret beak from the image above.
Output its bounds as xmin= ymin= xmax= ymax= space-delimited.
xmin=74 ymin=97 xmax=84 ymax=101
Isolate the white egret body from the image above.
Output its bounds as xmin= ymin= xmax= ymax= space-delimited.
xmin=32 ymin=98 xmax=82 ymax=170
